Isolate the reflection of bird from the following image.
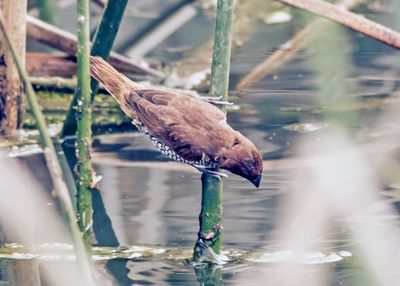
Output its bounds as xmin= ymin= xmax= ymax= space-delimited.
xmin=90 ymin=56 xmax=263 ymax=187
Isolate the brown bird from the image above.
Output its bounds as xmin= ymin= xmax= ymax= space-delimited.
xmin=90 ymin=56 xmax=263 ymax=187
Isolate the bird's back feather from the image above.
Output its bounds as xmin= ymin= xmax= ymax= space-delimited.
xmin=89 ymin=56 xmax=263 ymax=186
xmin=90 ymin=56 xmax=139 ymax=118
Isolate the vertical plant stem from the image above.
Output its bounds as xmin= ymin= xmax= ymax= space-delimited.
xmin=0 ymin=0 xmax=26 ymax=135
xmin=194 ymin=0 xmax=234 ymax=260
xmin=76 ymin=0 xmax=94 ymax=245
xmin=209 ymin=0 xmax=234 ymax=108
xmin=37 ymin=0 xmax=57 ymax=25
xmin=0 ymin=13 xmax=94 ymax=286
xmin=61 ymin=0 xmax=128 ymax=138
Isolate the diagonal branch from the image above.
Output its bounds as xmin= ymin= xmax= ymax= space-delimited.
xmin=279 ymin=0 xmax=400 ymax=49
xmin=26 ymin=15 xmax=164 ymax=78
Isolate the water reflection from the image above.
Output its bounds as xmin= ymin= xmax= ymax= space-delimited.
xmin=194 ymin=264 xmax=223 ymax=286
xmin=92 ymin=187 xmax=135 ymax=285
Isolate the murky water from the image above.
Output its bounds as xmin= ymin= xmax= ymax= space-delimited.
xmin=2 ymin=1 xmax=400 ymax=285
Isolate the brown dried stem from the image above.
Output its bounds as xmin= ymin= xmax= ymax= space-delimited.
xmin=0 ymin=0 xmax=26 ymax=134
xmin=279 ymin=0 xmax=400 ymax=48
xmin=26 ymin=15 xmax=164 ymax=78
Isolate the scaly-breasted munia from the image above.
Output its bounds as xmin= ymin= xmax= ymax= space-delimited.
xmin=90 ymin=56 xmax=263 ymax=187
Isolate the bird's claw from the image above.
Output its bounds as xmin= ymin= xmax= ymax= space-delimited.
xmin=200 ymin=96 xmax=233 ymax=106
xmin=193 ymin=165 xmax=228 ymax=179
xmin=193 ymin=231 xmax=229 ymax=265
xmin=205 ymin=169 xmax=228 ymax=179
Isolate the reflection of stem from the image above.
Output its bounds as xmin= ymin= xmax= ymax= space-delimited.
xmin=92 ymin=188 xmax=135 ymax=285
xmin=194 ymin=264 xmax=223 ymax=286
xmin=105 ymin=259 xmax=135 ymax=285
xmin=92 ymin=188 xmax=119 ymax=247
xmin=236 ymin=0 xmax=361 ymax=91
xmin=6 ymin=260 xmax=41 ymax=286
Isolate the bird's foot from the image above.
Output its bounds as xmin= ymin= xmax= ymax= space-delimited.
xmin=193 ymin=165 xmax=228 ymax=179
xmin=200 ymin=96 xmax=233 ymax=106
xmin=193 ymin=231 xmax=229 ymax=265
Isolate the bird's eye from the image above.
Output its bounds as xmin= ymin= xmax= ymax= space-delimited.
xmin=232 ymin=138 xmax=240 ymax=146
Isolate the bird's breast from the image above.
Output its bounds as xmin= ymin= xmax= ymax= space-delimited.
xmin=136 ymin=122 xmax=218 ymax=169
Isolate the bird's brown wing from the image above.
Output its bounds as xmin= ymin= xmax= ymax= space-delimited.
xmin=126 ymin=89 xmax=234 ymax=162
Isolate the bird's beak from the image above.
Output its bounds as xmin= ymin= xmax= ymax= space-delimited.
xmin=251 ymin=174 xmax=262 ymax=188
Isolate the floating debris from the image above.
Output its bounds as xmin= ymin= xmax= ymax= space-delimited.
xmin=249 ymin=250 xmax=352 ymax=264
xmin=264 ymin=11 xmax=292 ymax=24
xmin=0 ymin=243 xmax=352 ymax=266
xmin=7 ymin=144 xmax=43 ymax=158
xmin=165 ymin=69 xmax=211 ymax=90
xmin=0 ymin=243 xmax=167 ymax=261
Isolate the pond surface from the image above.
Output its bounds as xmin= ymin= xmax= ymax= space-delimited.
xmin=2 ymin=1 xmax=400 ymax=285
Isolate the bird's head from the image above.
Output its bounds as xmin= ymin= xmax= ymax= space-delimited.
xmin=218 ymin=133 xmax=263 ymax=188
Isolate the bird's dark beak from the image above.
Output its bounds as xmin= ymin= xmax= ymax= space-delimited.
xmin=251 ymin=174 xmax=262 ymax=188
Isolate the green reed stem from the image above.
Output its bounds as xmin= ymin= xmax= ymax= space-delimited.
xmin=194 ymin=0 xmax=234 ymax=260
xmin=76 ymin=0 xmax=94 ymax=245
xmin=61 ymin=0 xmax=128 ymax=138
xmin=37 ymin=0 xmax=57 ymax=25
xmin=0 ymin=13 xmax=94 ymax=286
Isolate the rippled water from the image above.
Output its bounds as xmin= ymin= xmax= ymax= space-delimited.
xmin=2 ymin=1 xmax=400 ymax=285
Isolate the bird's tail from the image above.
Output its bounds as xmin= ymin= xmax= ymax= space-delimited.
xmin=90 ymin=56 xmax=139 ymax=111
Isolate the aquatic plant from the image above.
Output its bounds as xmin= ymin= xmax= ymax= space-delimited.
xmin=76 ymin=0 xmax=95 ymax=245
xmin=193 ymin=0 xmax=234 ymax=263
xmin=62 ymin=0 xmax=129 ymax=137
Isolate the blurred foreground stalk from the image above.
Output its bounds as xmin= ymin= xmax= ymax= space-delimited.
xmin=62 ymin=0 xmax=128 ymax=137
xmin=0 ymin=12 xmax=94 ymax=286
xmin=193 ymin=0 xmax=234 ymax=263
xmin=76 ymin=0 xmax=94 ymax=245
